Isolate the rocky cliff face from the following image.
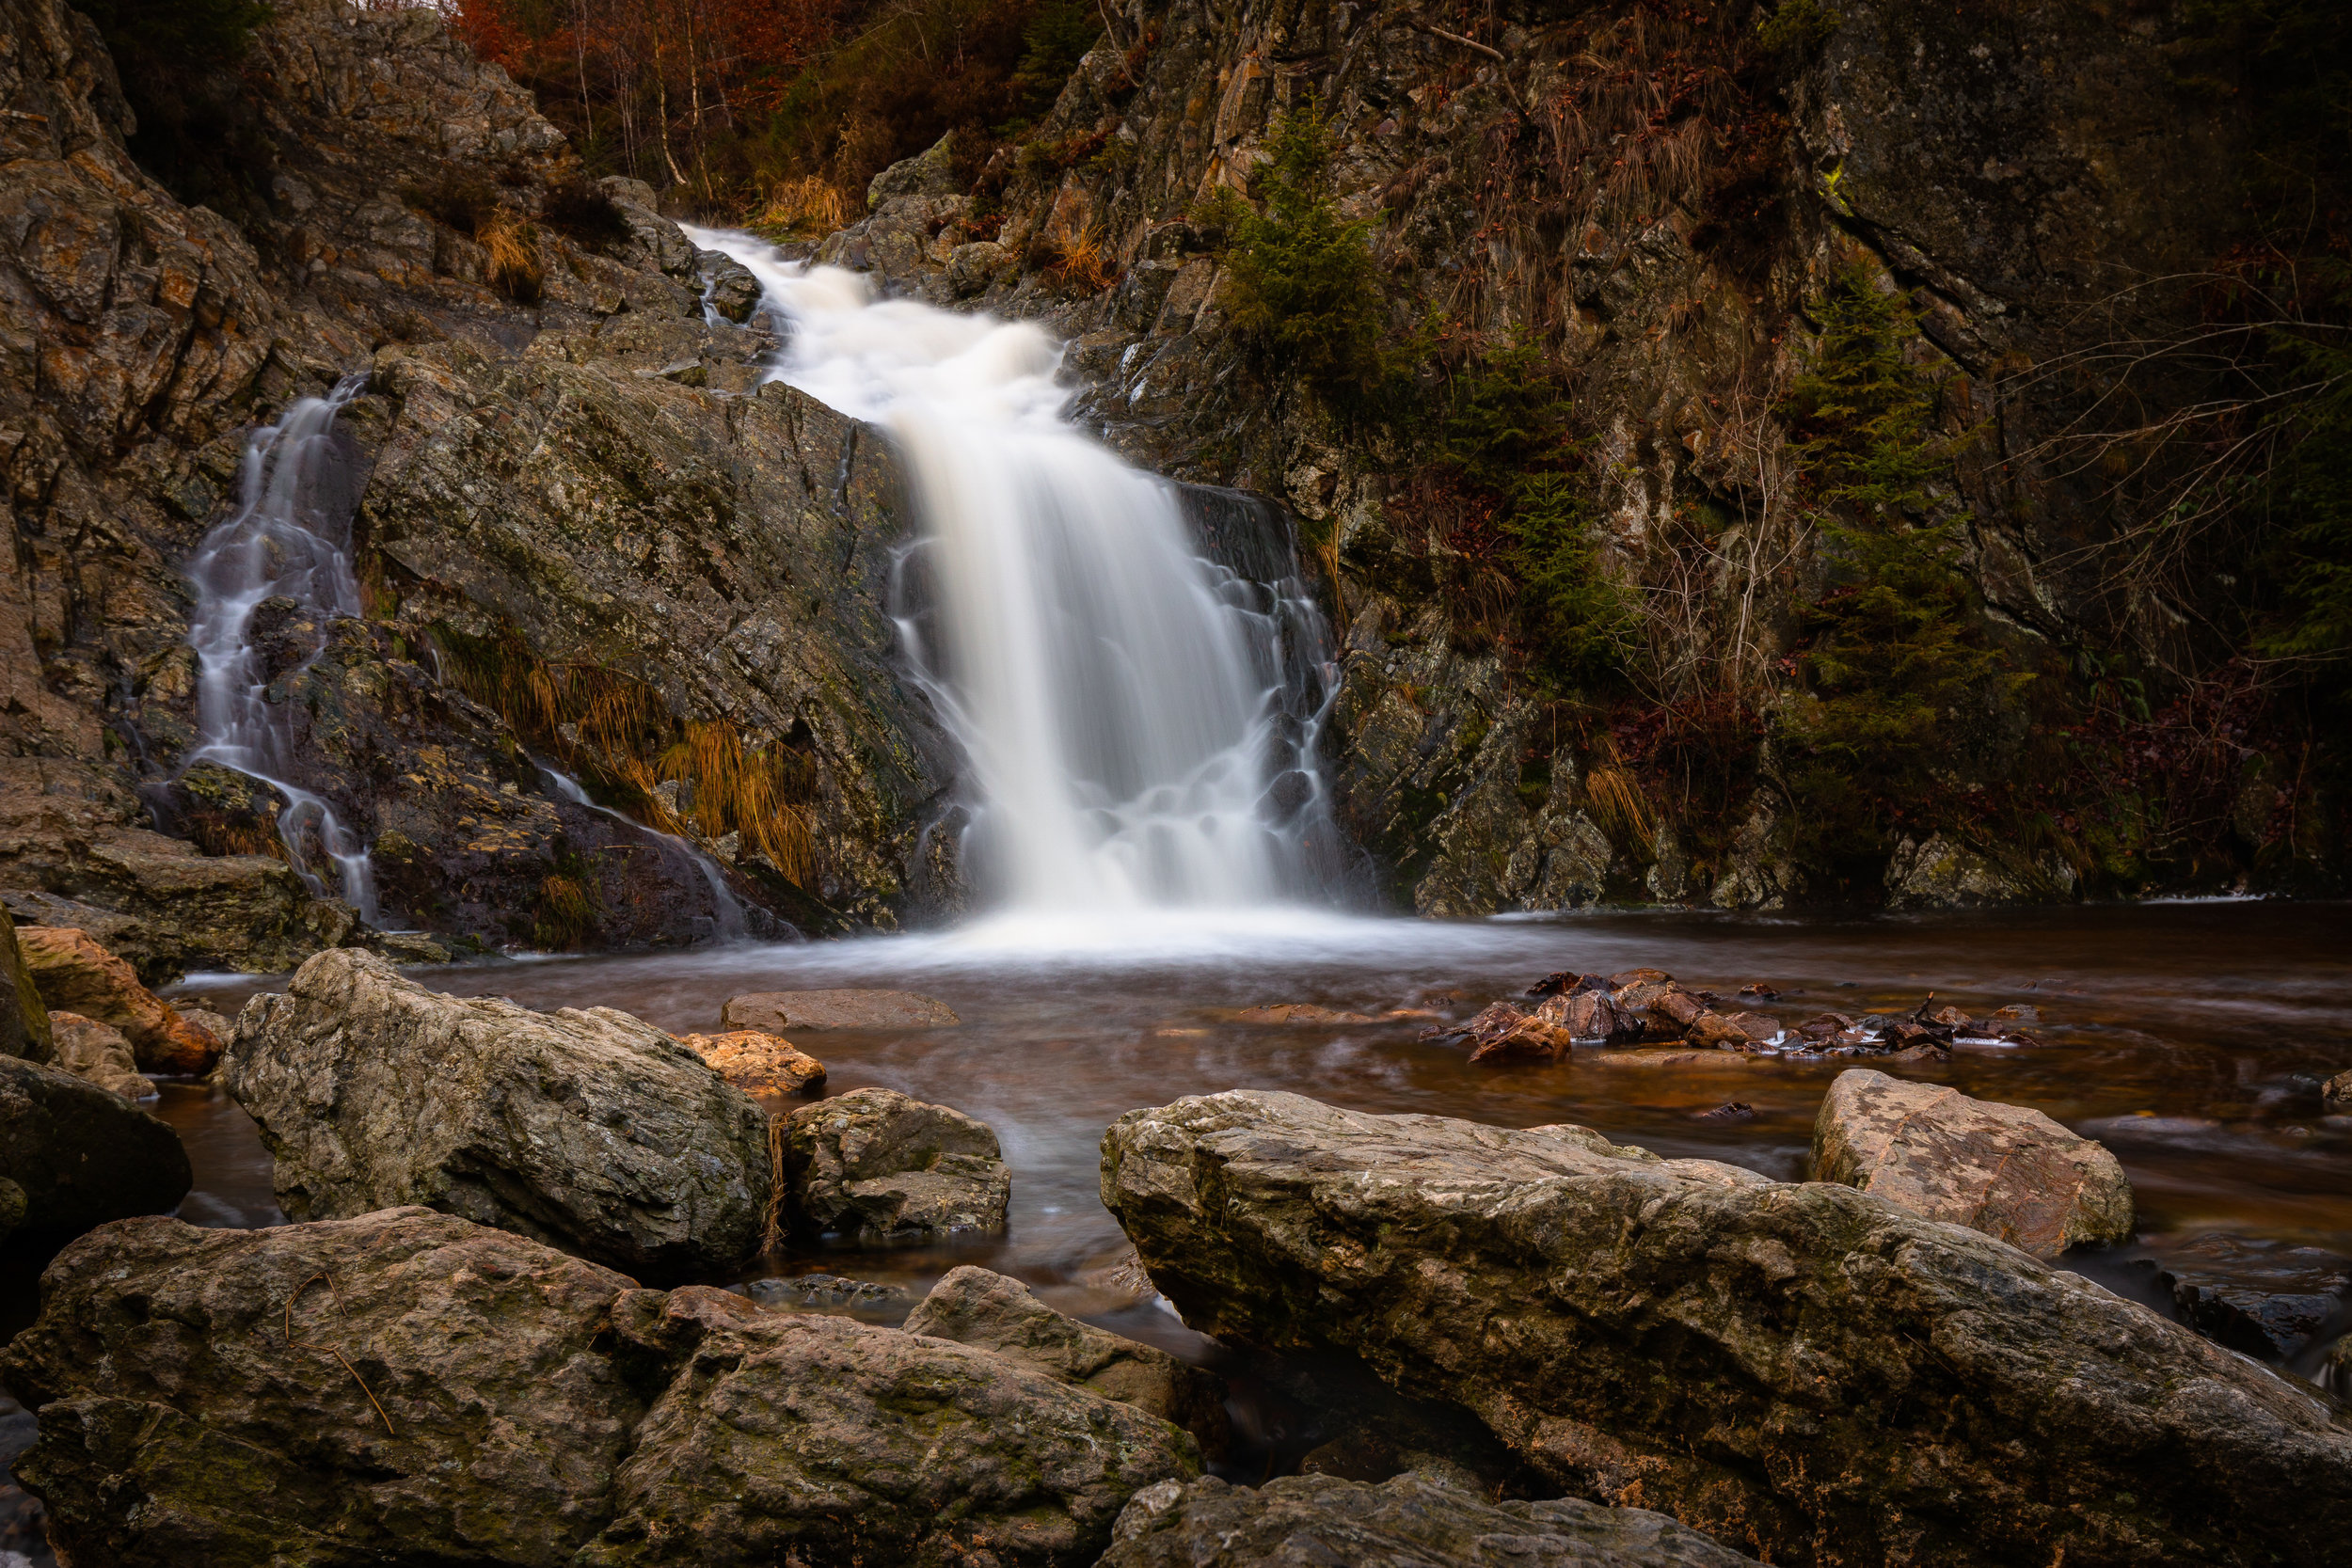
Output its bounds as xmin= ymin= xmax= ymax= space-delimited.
xmin=831 ymin=0 xmax=2331 ymax=913
xmin=0 ymin=0 xmax=960 ymax=969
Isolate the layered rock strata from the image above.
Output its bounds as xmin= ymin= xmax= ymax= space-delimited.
xmin=782 ymin=1086 xmax=1011 ymax=1242
xmin=1099 ymin=1089 xmax=2352 ymax=1566
xmin=0 ymin=1209 xmax=1199 ymax=1567
xmin=905 ymin=1265 xmax=1230 ymax=1456
xmin=225 ymin=949 xmax=771 ymax=1280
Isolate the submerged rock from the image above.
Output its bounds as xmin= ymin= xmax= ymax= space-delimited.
xmin=742 ymin=1273 xmax=914 ymax=1315
xmin=16 ymin=926 xmax=219 ymax=1073
xmin=1100 ymin=1473 xmax=1760 ymax=1568
xmin=2146 ymin=1233 xmax=2352 ymax=1361
xmin=44 ymin=1012 xmax=154 ymax=1101
xmin=677 ymin=1029 xmax=826 ymax=1094
xmin=225 ymin=949 xmax=771 ymax=1281
xmin=905 ymin=1266 xmax=1229 ymax=1455
xmin=1231 ymin=1003 xmax=1380 ymax=1024
xmin=1422 ymin=1001 xmax=1576 ymax=1063
xmin=781 ymin=1086 xmax=1009 ymax=1241
xmin=1100 ymin=1090 xmax=2352 ymax=1567
xmin=0 ymin=1055 xmax=188 ymax=1243
xmin=1811 ymin=1069 xmax=2134 ymax=1257
xmin=2 ymin=1209 xmax=1195 ymax=1567
xmin=723 ymin=989 xmax=960 ymax=1031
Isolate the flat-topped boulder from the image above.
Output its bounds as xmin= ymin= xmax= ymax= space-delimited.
xmin=0 ymin=1054 xmax=188 ymax=1243
xmin=225 ymin=949 xmax=771 ymax=1281
xmin=1099 ymin=1089 xmax=2352 ymax=1568
xmin=0 ymin=1208 xmax=1198 ymax=1567
xmin=1811 ymin=1069 xmax=2134 ymax=1257
xmin=1101 ymin=1473 xmax=1761 ymax=1567
xmin=723 ymin=989 xmax=959 ymax=1031
xmin=677 ymin=1029 xmax=826 ymax=1094
xmin=905 ymin=1266 xmax=1228 ymax=1455
xmin=781 ymin=1086 xmax=1009 ymax=1241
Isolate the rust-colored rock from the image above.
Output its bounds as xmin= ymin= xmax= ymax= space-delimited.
xmin=1533 ymin=989 xmax=1621 ymax=1041
xmin=16 ymin=927 xmax=218 ymax=1073
xmin=1686 ymin=1010 xmax=1779 ymax=1049
xmin=1231 ymin=1003 xmax=1379 ymax=1024
xmin=676 ymin=1029 xmax=825 ymax=1095
xmin=1811 ymin=1069 xmax=2134 ymax=1258
xmin=1428 ymin=1002 xmax=1576 ymax=1064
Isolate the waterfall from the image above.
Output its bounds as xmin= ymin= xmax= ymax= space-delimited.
xmin=689 ymin=229 xmax=1340 ymax=914
xmin=536 ymin=763 xmax=752 ymax=942
xmin=183 ymin=373 xmax=379 ymax=923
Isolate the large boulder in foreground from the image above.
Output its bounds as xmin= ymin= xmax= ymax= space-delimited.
xmin=1100 ymin=1090 xmax=2352 ymax=1567
xmin=1101 ymin=1472 xmax=1760 ymax=1567
xmin=0 ymin=1055 xmax=188 ymax=1243
xmin=783 ymin=1086 xmax=1009 ymax=1241
xmin=1810 ymin=1068 xmax=2134 ymax=1257
xmin=16 ymin=926 xmax=218 ymax=1073
xmin=906 ymin=1266 xmax=1229 ymax=1455
xmin=225 ymin=949 xmax=771 ymax=1281
xmin=1 ymin=1209 xmax=1196 ymax=1568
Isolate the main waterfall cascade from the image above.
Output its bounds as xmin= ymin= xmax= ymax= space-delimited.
xmin=691 ymin=229 xmax=1348 ymax=915
xmin=183 ymin=373 xmax=380 ymax=923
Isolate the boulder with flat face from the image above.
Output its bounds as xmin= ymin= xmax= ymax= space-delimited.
xmin=781 ymin=1086 xmax=1009 ymax=1241
xmin=1099 ymin=1089 xmax=2352 ymax=1568
xmin=224 ymin=949 xmax=771 ymax=1281
xmin=15 ymin=926 xmax=218 ymax=1073
xmin=44 ymin=1012 xmax=154 ymax=1101
xmin=0 ymin=906 xmax=50 ymax=1061
xmin=905 ymin=1265 xmax=1229 ymax=1455
xmin=1100 ymin=1472 xmax=1761 ymax=1568
xmin=723 ymin=989 xmax=960 ymax=1031
xmin=0 ymin=1054 xmax=188 ymax=1243
xmin=1810 ymin=1068 xmax=2133 ymax=1257
xmin=0 ymin=1208 xmax=1196 ymax=1568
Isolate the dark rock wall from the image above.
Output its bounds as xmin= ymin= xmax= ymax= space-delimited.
xmin=834 ymin=0 xmax=2308 ymax=913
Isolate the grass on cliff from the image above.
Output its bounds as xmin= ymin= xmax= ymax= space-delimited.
xmin=1776 ymin=264 xmax=2025 ymax=869
xmin=434 ymin=625 xmax=815 ymax=884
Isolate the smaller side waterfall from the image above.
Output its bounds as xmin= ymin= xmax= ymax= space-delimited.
xmin=536 ymin=764 xmax=752 ymax=942
xmin=184 ymin=374 xmax=378 ymax=923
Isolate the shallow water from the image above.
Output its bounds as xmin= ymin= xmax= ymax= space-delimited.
xmin=156 ymin=902 xmax=2352 ymax=1330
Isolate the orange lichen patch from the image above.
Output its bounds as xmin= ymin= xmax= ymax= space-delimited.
xmin=677 ymin=1029 xmax=826 ymax=1095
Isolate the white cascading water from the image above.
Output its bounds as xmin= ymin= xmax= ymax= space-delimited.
xmin=691 ymin=230 xmax=1331 ymax=914
xmin=184 ymin=373 xmax=379 ymax=923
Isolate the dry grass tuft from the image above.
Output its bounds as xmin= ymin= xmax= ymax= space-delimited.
xmin=1043 ymin=220 xmax=1118 ymax=293
xmin=474 ymin=207 xmax=544 ymax=304
xmin=755 ymin=175 xmax=849 ymax=239
xmin=1583 ymin=737 xmax=1656 ymax=846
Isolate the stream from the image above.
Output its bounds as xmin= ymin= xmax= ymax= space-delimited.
xmin=159 ymin=900 xmax=2352 ymax=1338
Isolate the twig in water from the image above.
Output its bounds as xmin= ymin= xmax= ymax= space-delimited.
xmin=283 ymin=1270 xmax=398 ymax=1436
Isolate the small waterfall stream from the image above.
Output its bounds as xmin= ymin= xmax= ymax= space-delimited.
xmin=184 ymin=373 xmax=379 ymax=923
xmin=690 ymin=229 xmax=1343 ymax=916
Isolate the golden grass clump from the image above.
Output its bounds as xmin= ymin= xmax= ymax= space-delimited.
xmin=1583 ymin=737 xmax=1656 ymax=847
xmin=1043 ymin=219 xmax=1118 ymax=293
xmin=755 ymin=176 xmax=849 ymax=239
xmin=475 ymin=207 xmax=545 ymax=304
xmin=437 ymin=626 xmax=815 ymax=885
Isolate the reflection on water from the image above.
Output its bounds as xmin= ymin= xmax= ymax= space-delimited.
xmin=158 ymin=903 xmax=2352 ymax=1315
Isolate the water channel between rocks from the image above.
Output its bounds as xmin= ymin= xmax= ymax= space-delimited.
xmin=152 ymin=900 xmax=2352 ymax=1350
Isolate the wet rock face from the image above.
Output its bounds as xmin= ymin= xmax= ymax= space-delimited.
xmin=905 ymin=1265 xmax=1230 ymax=1456
xmin=782 ymin=1086 xmax=1010 ymax=1242
xmin=0 ymin=1209 xmax=1199 ymax=1568
xmin=1102 ymin=1472 xmax=1762 ymax=1568
xmin=1099 ymin=1090 xmax=2352 ymax=1567
xmin=1811 ymin=1068 xmax=2134 ymax=1257
xmin=0 ymin=1054 xmax=188 ymax=1243
xmin=225 ymin=949 xmax=771 ymax=1281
